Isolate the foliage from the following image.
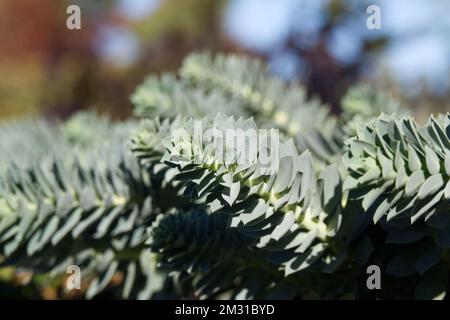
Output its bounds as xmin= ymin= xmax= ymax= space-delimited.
xmin=180 ymin=52 xmax=343 ymax=165
xmin=2 ymin=52 xmax=448 ymax=300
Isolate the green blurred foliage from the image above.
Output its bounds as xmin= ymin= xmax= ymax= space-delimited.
xmin=0 ymin=0 xmax=230 ymax=122
xmin=0 ymin=0 xmax=447 ymax=123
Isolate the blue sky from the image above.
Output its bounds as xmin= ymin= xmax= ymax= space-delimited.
xmin=223 ymin=0 xmax=450 ymax=95
xmin=97 ymin=0 xmax=450 ymax=95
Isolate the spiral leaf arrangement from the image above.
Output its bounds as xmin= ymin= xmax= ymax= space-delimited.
xmin=1 ymin=52 xmax=447 ymax=300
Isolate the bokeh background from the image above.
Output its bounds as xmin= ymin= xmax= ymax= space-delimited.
xmin=0 ymin=0 xmax=449 ymax=123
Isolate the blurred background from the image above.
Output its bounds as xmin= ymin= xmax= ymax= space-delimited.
xmin=0 ymin=0 xmax=448 ymax=122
